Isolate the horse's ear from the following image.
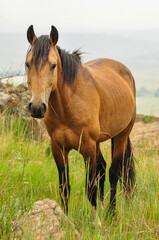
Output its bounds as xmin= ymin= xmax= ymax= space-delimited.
xmin=50 ymin=26 xmax=58 ymax=45
xmin=27 ymin=25 xmax=37 ymax=45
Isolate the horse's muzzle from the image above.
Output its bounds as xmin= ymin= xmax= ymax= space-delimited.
xmin=28 ymin=102 xmax=47 ymax=118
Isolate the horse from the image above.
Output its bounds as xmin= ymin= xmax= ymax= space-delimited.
xmin=26 ymin=25 xmax=136 ymax=225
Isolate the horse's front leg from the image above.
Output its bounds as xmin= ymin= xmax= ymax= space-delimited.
xmin=82 ymin=139 xmax=102 ymax=228
xmin=51 ymin=140 xmax=70 ymax=214
xmin=96 ymin=143 xmax=106 ymax=203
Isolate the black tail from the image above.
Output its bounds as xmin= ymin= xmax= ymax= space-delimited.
xmin=120 ymin=137 xmax=136 ymax=194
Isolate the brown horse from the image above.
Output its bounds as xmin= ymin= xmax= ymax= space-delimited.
xmin=26 ymin=25 xmax=136 ymax=222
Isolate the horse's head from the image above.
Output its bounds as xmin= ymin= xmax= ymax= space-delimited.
xmin=26 ymin=25 xmax=59 ymax=118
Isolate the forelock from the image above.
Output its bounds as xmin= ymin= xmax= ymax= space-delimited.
xmin=32 ymin=35 xmax=51 ymax=70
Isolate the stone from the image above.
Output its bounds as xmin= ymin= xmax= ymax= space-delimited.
xmin=11 ymin=199 xmax=80 ymax=240
xmin=0 ymin=92 xmax=11 ymax=108
xmin=16 ymin=82 xmax=28 ymax=92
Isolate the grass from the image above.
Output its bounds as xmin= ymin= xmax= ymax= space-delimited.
xmin=0 ymin=115 xmax=159 ymax=239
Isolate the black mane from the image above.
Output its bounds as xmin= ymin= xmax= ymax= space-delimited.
xmin=27 ymin=35 xmax=82 ymax=84
xmin=56 ymin=46 xmax=82 ymax=84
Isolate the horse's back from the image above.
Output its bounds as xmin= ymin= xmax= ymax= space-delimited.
xmin=85 ymin=58 xmax=136 ymax=140
xmin=85 ymin=58 xmax=135 ymax=96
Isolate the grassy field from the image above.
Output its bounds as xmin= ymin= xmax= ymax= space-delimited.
xmin=0 ymin=115 xmax=159 ymax=239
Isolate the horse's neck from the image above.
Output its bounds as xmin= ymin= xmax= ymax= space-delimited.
xmin=48 ymin=63 xmax=92 ymax=124
xmin=49 ymin=70 xmax=85 ymax=122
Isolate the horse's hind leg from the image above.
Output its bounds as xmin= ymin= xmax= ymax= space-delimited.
xmin=51 ymin=140 xmax=70 ymax=214
xmin=109 ymin=124 xmax=135 ymax=214
xmin=109 ymin=133 xmax=128 ymax=213
xmin=96 ymin=143 xmax=106 ymax=202
xmin=84 ymin=151 xmax=97 ymax=208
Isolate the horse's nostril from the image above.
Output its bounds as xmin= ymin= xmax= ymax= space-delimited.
xmin=28 ymin=102 xmax=32 ymax=112
xmin=28 ymin=102 xmax=47 ymax=118
xmin=41 ymin=103 xmax=47 ymax=113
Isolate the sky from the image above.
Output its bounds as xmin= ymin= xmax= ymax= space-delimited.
xmin=0 ymin=0 xmax=159 ymax=33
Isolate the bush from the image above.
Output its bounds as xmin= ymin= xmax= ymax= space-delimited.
xmin=143 ymin=115 xmax=155 ymax=123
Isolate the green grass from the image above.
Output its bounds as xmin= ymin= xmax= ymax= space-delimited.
xmin=0 ymin=115 xmax=159 ymax=239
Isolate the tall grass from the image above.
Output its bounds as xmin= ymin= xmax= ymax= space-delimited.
xmin=0 ymin=115 xmax=158 ymax=239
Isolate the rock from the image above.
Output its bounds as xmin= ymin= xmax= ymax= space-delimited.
xmin=0 ymin=82 xmax=7 ymax=91
xmin=16 ymin=82 xmax=28 ymax=92
xmin=0 ymin=92 xmax=11 ymax=108
xmin=0 ymin=82 xmax=49 ymax=140
xmin=11 ymin=199 xmax=80 ymax=240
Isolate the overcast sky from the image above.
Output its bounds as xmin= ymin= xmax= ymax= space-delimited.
xmin=0 ymin=0 xmax=159 ymax=33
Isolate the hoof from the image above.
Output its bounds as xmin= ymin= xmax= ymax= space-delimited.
xmin=91 ymin=206 xmax=102 ymax=229
xmin=92 ymin=217 xmax=102 ymax=229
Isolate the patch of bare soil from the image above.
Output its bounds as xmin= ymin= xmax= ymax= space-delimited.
xmin=130 ymin=120 xmax=159 ymax=149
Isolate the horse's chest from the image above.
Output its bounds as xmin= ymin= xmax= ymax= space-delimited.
xmin=52 ymin=126 xmax=79 ymax=150
xmin=44 ymin=113 xmax=81 ymax=150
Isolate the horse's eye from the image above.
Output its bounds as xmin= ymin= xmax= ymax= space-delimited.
xmin=50 ymin=64 xmax=57 ymax=70
xmin=25 ymin=62 xmax=30 ymax=69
